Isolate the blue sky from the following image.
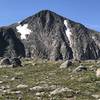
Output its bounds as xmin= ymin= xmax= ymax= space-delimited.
xmin=0 ymin=0 xmax=100 ymax=31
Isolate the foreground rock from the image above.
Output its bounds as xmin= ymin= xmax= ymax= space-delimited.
xmin=0 ymin=58 xmax=11 ymax=65
xmin=73 ymin=65 xmax=87 ymax=72
xmin=29 ymin=84 xmax=57 ymax=92
xmin=11 ymin=57 xmax=22 ymax=67
xmin=35 ymin=92 xmax=45 ymax=96
xmin=0 ymin=81 xmax=3 ymax=84
xmin=60 ymin=60 xmax=72 ymax=68
xmin=29 ymin=84 xmax=75 ymax=97
xmin=17 ymin=84 xmax=28 ymax=89
xmin=0 ymin=57 xmax=22 ymax=68
xmin=50 ymin=87 xmax=75 ymax=97
xmin=96 ymin=68 xmax=100 ymax=78
xmin=0 ymin=85 xmax=10 ymax=94
xmin=92 ymin=94 xmax=100 ymax=99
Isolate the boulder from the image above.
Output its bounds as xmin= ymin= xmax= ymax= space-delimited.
xmin=60 ymin=60 xmax=72 ymax=68
xmin=73 ymin=65 xmax=87 ymax=72
xmin=29 ymin=84 xmax=57 ymax=92
xmin=0 ymin=58 xmax=11 ymax=65
xmin=11 ymin=57 xmax=22 ymax=67
xmin=17 ymin=84 xmax=28 ymax=89
xmin=50 ymin=87 xmax=74 ymax=96
xmin=96 ymin=68 xmax=100 ymax=78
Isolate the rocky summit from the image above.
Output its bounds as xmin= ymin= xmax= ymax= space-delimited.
xmin=0 ymin=10 xmax=100 ymax=60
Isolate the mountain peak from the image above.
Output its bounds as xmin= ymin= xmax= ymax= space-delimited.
xmin=33 ymin=9 xmax=64 ymax=19
xmin=38 ymin=9 xmax=54 ymax=13
xmin=0 ymin=10 xmax=100 ymax=60
xmin=20 ymin=9 xmax=64 ymax=26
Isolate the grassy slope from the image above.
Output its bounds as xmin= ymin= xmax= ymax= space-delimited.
xmin=0 ymin=59 xmax=100 ymax=100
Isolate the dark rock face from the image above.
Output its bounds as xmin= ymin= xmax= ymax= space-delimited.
xmin=0 ymin=27 xmax=25 ymax=58
xmin=0 ymin=10 xmax=100 ymax=60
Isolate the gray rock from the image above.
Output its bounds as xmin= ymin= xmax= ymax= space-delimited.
xmin=0 ymin=58 xmax=11 ymax=65
xmin=16 ymin=84 xmax=28 ymax=89
xmin=10 ymin=91 xmax=21 ymax=94
xmin=29 ymin=84 xmax=57 ymax=92
xmin=0 ymin=81 xmax=3 ymax=84
xmin=0 ymin=85 xmax=10 ymax=90
xmin=92 ymin=94 xmax=100 ymax=99
xmin=35 ymin=92 xmax=44 ymax=96
xmin=73 ymin=65 xmax=87 ymax=72
xmin=18 ymin=97 xmax=22 ymax=100
xmin=60 ymin=60 xmax=72 ymax=68
xmin=11 ymin=57 xmax=22 ymax=67
xmin=96 ymin=68 xmax=100 ymax=78
xmin=50 ymin=87 xmax=74 ymax=95
xmin=89 ymin=65 xmax=96 ymax=71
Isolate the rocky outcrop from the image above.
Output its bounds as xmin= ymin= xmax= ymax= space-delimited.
xmin=0 ymin=57 xmax=22 ymax=68
xmin=0 ymin=27 xmax=25 ymax=58
xmin=0 ymin=10 xmax=100 ymax=60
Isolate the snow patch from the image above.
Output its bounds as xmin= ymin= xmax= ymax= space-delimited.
xmin=16 ymin=24 xmax=32 ymax=39
xmin=64 ymin=20 xmax=72 ymax=47
xmin=92 ymin=36 xmax=96 ymax=40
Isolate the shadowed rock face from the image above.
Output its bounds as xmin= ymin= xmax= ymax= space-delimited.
xmin=0 ymin=27 xmax=25 ymax=58
xmin=0 ymin=10 xmax=100 ymax=60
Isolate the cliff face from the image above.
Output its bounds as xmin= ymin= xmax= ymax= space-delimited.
xmin=0 ymin=10 xmax=100 ymax=60
xmin=0 ymin=27 xmax=25 ymax=58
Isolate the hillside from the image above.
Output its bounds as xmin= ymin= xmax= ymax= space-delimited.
xmin=0 ymin=59 xmax=100 ymax=100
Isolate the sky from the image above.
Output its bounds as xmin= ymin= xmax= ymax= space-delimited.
xmin=0 ymin=0 xmax=100 ymax=31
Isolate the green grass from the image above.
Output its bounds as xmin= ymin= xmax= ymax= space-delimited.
xmin=0 ymin=59 xmax=99 ymax=100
